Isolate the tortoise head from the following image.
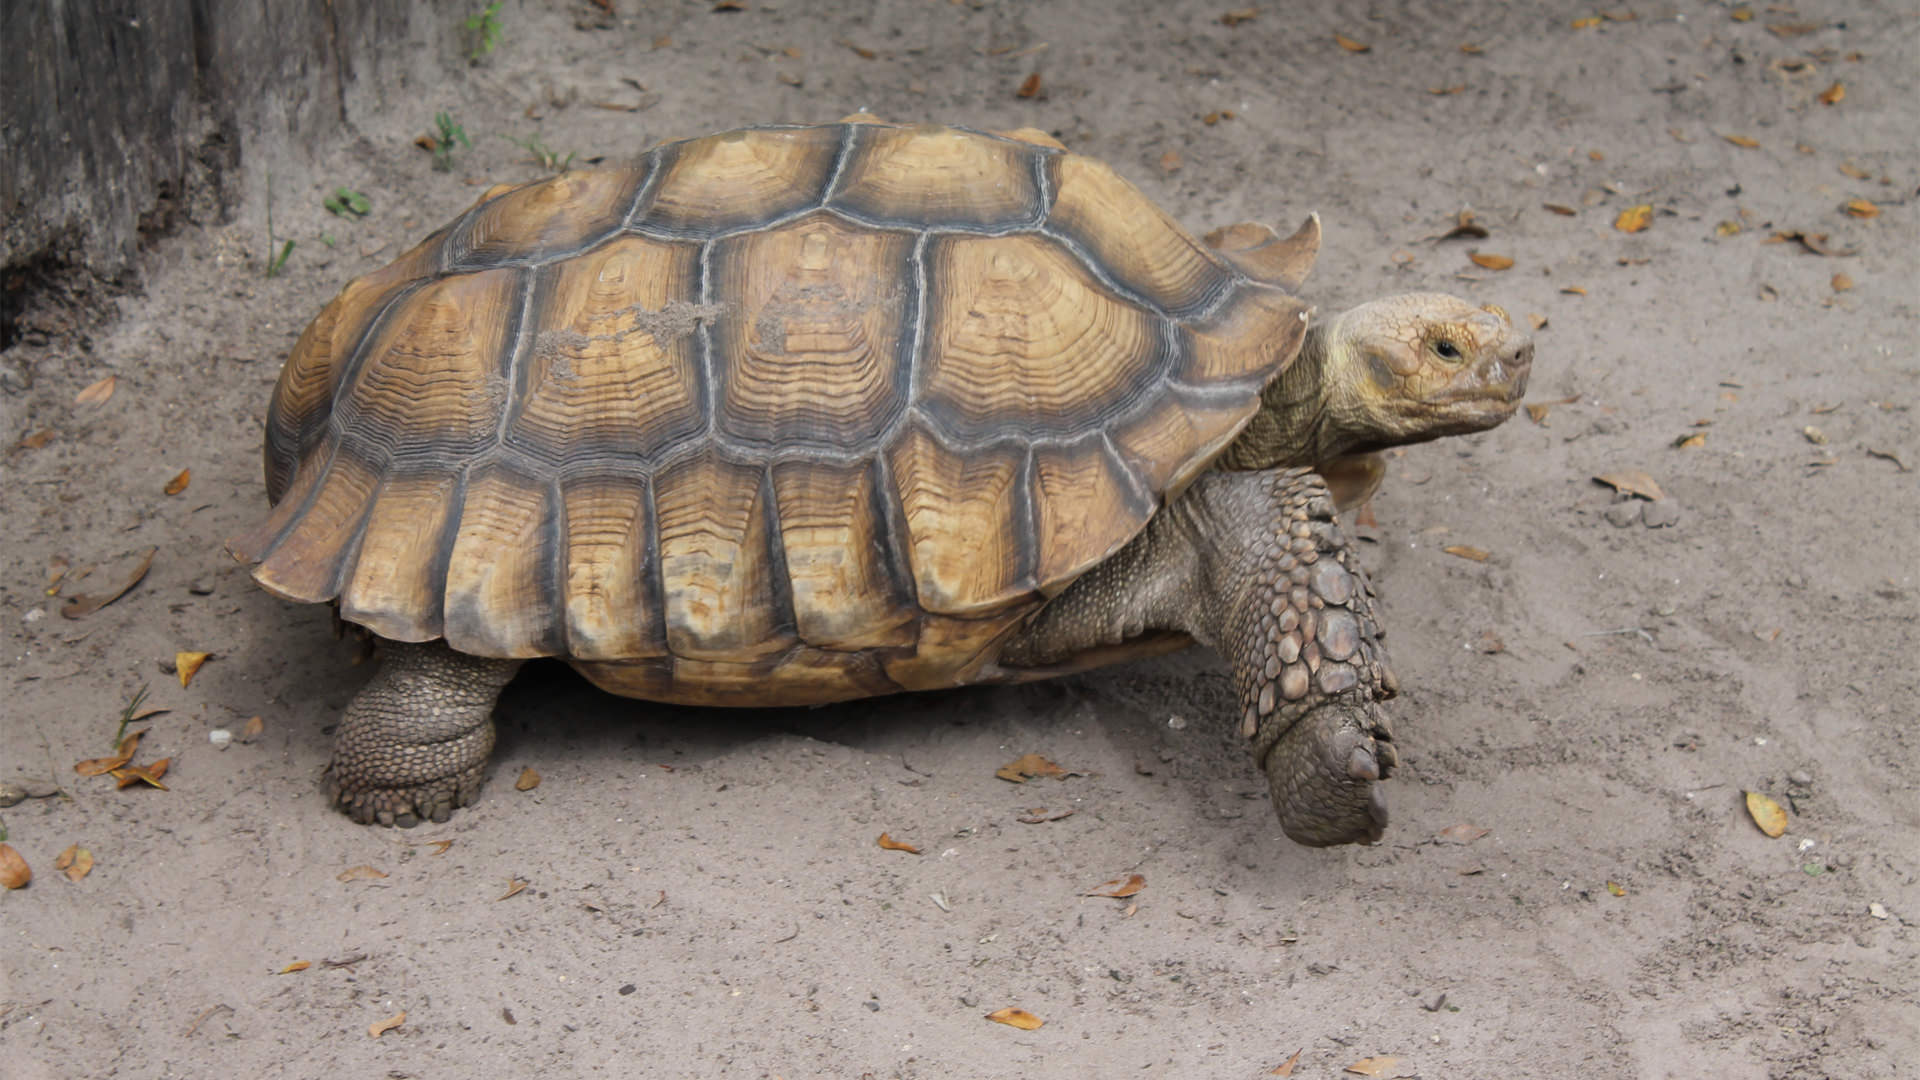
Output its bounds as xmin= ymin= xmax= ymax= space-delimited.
xmin=1319 ymin=292 xmax=1533 ymax=454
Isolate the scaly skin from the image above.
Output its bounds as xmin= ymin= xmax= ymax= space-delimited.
xmin=326 ymin=641 xmax=521 ymax=827
xmin=999 ymin=468 xmax=1399 ymax=846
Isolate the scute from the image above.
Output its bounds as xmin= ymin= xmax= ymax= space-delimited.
xmin=236 ymin=121 xmax=1312 ymax=698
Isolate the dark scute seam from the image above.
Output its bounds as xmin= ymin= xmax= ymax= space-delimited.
xmin=541 ymin=474 xmax=570 ymax=656
xmin=1011 ymin=446 xmax=1040 ymax=594
xmin=758 ymin=466 xmax=801 ymax=645
xmin=865 ymin=453 xmax=920 ymax=616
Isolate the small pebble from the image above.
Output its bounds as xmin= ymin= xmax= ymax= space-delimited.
xmin=1642 ymin=501 xmax=1682 ymax=528
xmin=1786 ymin=573 xmax=1807 ymax=589
xmin=619 ymin=983 xmax=636 ymax=996
xmin=1789 ymin=769 xmax=1812 ymax=786
xmin=1604 ymin=501 xmax=1643 ymax=528
xmin=209 ymin=728 xmax=233 ymax=750
xmin=1868 ymin=902 xmax=1889 ymax=920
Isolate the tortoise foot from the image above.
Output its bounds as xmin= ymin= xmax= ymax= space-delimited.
xmin=1259 ymin=695 xmax=1398 ymax=848
xmin=325 ymin=761 xmax=487 ymax=828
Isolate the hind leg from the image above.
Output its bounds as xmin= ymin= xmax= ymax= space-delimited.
xmin=326 ymin=640 xmax=521 ymax=827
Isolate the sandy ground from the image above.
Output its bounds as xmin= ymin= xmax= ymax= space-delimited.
xmin=3 ymin=1 xmax=1917 ymax=1077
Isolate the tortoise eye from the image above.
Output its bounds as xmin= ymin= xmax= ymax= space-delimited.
xmin=1432 ymin=339 xmax=1462 ymax=361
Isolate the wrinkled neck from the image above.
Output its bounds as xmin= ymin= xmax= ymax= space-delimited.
xmin=1217 ymin=320 xmax=1347 ymax=470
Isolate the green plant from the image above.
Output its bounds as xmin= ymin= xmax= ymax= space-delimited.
xmin=465 ymin=2 xmax=504 ymax=61
xmin=265 ymin=173 xmax=295 ymax=279
xmin=505 ymin=134 xmax=576 ymax=174
xmin=322 ymin=187 xmax=371 ymax=218
xmin=113 ymin=684 xmax=151 ymax=748
xmin=431 ymin=111 xmax=471 ymax=172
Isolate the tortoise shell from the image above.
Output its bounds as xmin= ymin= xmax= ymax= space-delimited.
xmin=231 ymin=122 xmax=1311 ymax=705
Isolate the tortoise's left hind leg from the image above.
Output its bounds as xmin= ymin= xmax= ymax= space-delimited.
xmin=326 ymin=640 xmax=522 ymax=827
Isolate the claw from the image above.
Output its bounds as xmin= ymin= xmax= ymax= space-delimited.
xmin=1368 ymin=785 xmax=1390 ymax=831
xmin=1346 ymin=745 xmax=1380 ymax=781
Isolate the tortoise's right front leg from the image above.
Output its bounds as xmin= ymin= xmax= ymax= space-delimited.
xmin=1000 ymin=467 xmax=1400 ymax=847
xmin=326 ymin=640 xmax=521 ymax=827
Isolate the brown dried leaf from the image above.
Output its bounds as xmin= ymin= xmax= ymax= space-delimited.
xmin=986 ymin=1007 xmax=1044 ymax=1030
xmin=77 ymin=729 xmax=146 ymax=776
xmin=1675 ymin=432 xmax=1707 ymax=449
xmin=163 ymin=469 xmax=191 ymax=496
xmin=996 ymin=753 xmax=1067 ymax=783
xmin=1220 ymin=7 xmax=1258 ymax=27
xmin=499 ymin=877 xmax=529 ymax=900
xmin=1334 ymin=33 xmax=1370 ymax=52
xmin=1543 ymin=203 xmax=1577 ymax=216
xmin=1768 ymin=230 xmax=1857 ymax=256
xmin=1158 ymin=150 xmax=1183 ymax=173
xmin=1443 ymin=545 xmax=1491 ymax=562
xmin=176 ymin=651 xmax=211 ymax=688
xmin=1606 ymin=880 xmax=1627 ymax=896
xmin=1085 ymin=872 xmax=1146 ymax=898
xmin=58 ymin=845 xmax=93 ymax=882
xmin=1818 ymin=81 xmax=1845 ymax=105
xmin=337 ymin=864 xmax=388 ymax=883
xmin=1746 ymin=791 xmax=1788 ymax=837
xmin=1766 ymin=22 xmax=1818 ymax=38
xmin=1528 ymin=314 xmax=1548 ymax=331
xmin=1843 ymin=198 xmax=1879 ymax=219
xmin=1525 ymin=403 xmax=1553 ymax=425
xmin=1346 ymin=1056 xmax=1411 ymax=1078
xmin=1015 ymin=72 xmax=1042 ymax=98
xmin=19 ymin=428 xmax=56 ymax=450
xmin=239 ymin=715 xmax=265 ymax=742
xmin=0 ymin=844 xmax=29 ymax=889
xmin=368 ymin=1010 xmax=406 ymax=1038
xmin=1437 ymin=824 xmax=1489 ymax=844
xmin=113 ymin=758 xmax=170 ymax=790
xmin=61 ymin=546 xmax=157 ymax=619
xmin=1436 ymin=210 xmax=1489 ymax=240
xmin=429 ymin=839 xmax=455 ymax=855
xmin=877 ymin=832 xmax=922 ymax=855
xmin=1271 ymin=1048 xmax=1303 ymax=1076
xmin=1468 ymin=252 xmax=1514 ymax=270
xmin=74 ymin=375 xmax=117 ymax=407
xmin=279 ymin=960 xmax=311 ymax=974
xmin=838 ymin=38 xmax=876 ymax=59
xmin=1838 ymin=161 xmax=1871 ymax=180
xmin=1722 ymin=133 xmax=1761 ymax=148
xmin=1594 ymin=471 xmax=1665 ymax=501
xmin=1428 ymin=84 xmax=1466 ymax=96
xmin=1561 ymin=285 xmax=1588 ymax=296
xmin=515 ymin=766 xmax=541 ymax=791
xmin=1571 ymin=16 xmax=1601 ymax=29
xmin=1730 ymin=6 xmax=1752 ymax=21
xmin=1831 ymin=272 xmax=1854 ymax=292
xmin=1614 ymin=204 xmax=1653 ymax=233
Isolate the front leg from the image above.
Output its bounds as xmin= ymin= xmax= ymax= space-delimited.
xmin=327 ymin=639 xmax=522 ymax=827
xmin=1000 ymin=467 xmax=1399 ymax=846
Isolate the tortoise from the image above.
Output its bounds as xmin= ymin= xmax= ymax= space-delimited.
xmin=229 ymin=119 xmax=1531 ymax=845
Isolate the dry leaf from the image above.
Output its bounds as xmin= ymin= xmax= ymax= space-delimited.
xmin=112 ymin=759 xmax=170 ymax=790
xmin=996 ymin=753 xmax=1067 ymax=783
xmin=1428 ymin=84 xmax=1466 ymax=95
xmin=1443 ymin=545 xmax=1491 ymax=562
xmin=1818 ymin=81 xmax=1845 ymax=105
xmin=877 ymin=832 xmax=922 ymax=855
xmin=1715 ymin=220 xmax=1742 ymax=237
xmin=1459 ymin=42 xmax=1484 ymax=54
xmin=1525 ymin=403 xmax=1553 ymax=425
xmin=0 ymin=844 xmax=29 ymax=889
xmin=1614 ymin=204 xmax=1653 ymax=233
xmin=1571 ymin=15 xmax=1601 ymax=29
xmin=1866 ymin=448 xmax=1910 ymax=472
xmin=368 ymin=1010 xmax=406 ymax=1038
xmin=1561 ymin=285 xmax=1587 ymax=295
xmin=1158 ymin=150 xmax=1183 ymax=173
xmin=337 ymin=864 xmax=388 ymax=883
xmin=1730 ymin=6 xmax=1752 ymax=20
xmin=515 ymin=766 xmax=541 ymax=791
xmin=1271 ymin=1049 xmax=1303 ymax=1076
xmin=429 ymin=839 xmax=454 ymax=855
xmin=1767 ymin=22 xmax=1817 ymax=38
xmin=1722 ymin=133 xmax=1760 ymax=148
xmin=1085 ymin=873 xmax=1146 ymax=898
xmin=1435 ymin=209 xmax=1489 ymax=240
xmin=1831 ymin=272 xmax=1854 ymax=292
xmin=1346 ymin=1056 xmax=1411 ymax=1078
xmin=1528 ymin=314 xmax=1548 ymax=331
xmin=61 ymin=546 xmax=157 ymax=618
xmin=1015 ymin=72 xmax=1042 ymax=98
xmin=55 ymin=844 xmax=93 ymax=882
xmin=1543 ymin=203 xmax=1576 ymax=216
xmin=74 ymin=375 xmax=117 ymax=407
xmin=1334 ymin=33 xmax=1370 ymax=52
xmin=1468 ymin=252 xmax=1514 ymax=270
xmin=499 ymin=877 xmax=529 ymax=900
xmin=838 ymin=38 xmax=876 ymax=59
xmin=279 ymin=961 xmax=311 ymax=974
xmin=163 ymin=469 xmax=191 ymax=496
xmin=1746 ymin=791 xmax=1788 ymax=837
xmin=1675 ymin=432 xmax=1707 ymax=449
xmin=1768 ymin=231 xmax=1857 ymax=257
xmin=1437 ymin=824 xmax=1489 ymax=844
xmin=1594 ymin=471 xmax=1665 ymax=501
xmin=1220 ymin=7 xmax=1258 ymax=27
xmin=176 ymin=651 xmax=211 ymax=688
xmin=1838 ymin=162 xmax=1871 ymax=180
xmin=986 ymin=1007 xmax=1044 ymax=1030
xmin=76 ymin=729 xmax=146 ymax=776
xmin=1606 ymin=880 xmax=1627 ymax=896
xmin=1843 ymin=198 xmax=1879 ymax=219
xmin=239 ymin=715 xmax=265 ymax=742
xmin=18 ymin=428 xmax=56 ymax=450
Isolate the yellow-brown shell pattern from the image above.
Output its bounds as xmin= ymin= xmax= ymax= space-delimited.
xmin=231 ymin=122 xmax=1309 ymax=696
